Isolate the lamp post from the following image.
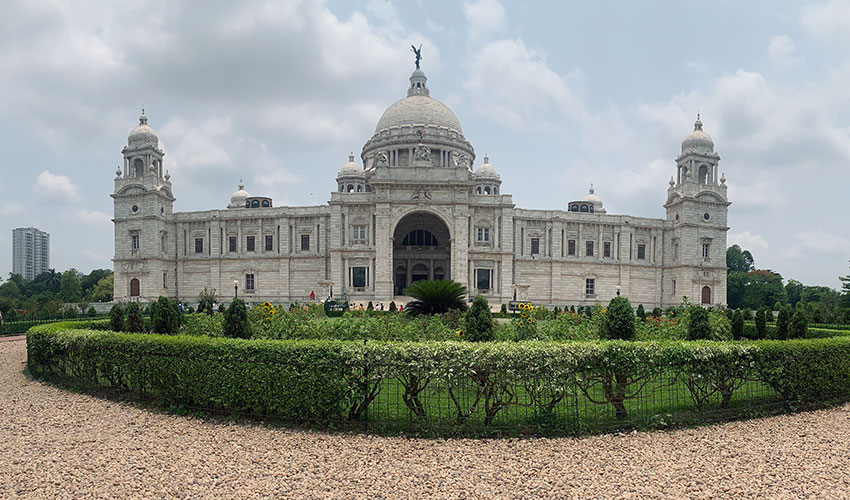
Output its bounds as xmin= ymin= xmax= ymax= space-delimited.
xmin=616 ymin=285 xmax=621 ymax=296
xmin=233 ymin=280 xmax=239 ymax=299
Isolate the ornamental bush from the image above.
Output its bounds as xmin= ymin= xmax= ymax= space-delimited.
xmin=731 ymin=309 xmax=744 ymax=341
xmin=464 ymin=295 xmax=494 ymax=342
xmin=389 ymin=301 xmax=397 ymax=312
xmin=755 ymin=307 xmax=768 ymax=339
xmin=602 ymin=296 xmax=635 ymax=340
xmin=150 ymin=296 xmax=181 ymax=334
xmin=687 ymin=306 xmax=711 ymax=340
xmin=109 ymin=304 xmax=124 ymax=332
xmin=403 ymin=280 xmax=468 ymax=316
xmin=125 ymin=302 xmax=144 ymax=333
xmin=224 ymin=298 xmax=251 ymax=339
xmin=776 ymin=305 xmax=792 ymax=340
xmin=636 ymin=304 xmax=646 ymax=322
xmin=790 ymin=308 xmax=809 ymax=339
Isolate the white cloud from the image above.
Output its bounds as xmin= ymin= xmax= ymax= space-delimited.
xmin=793 ymin=229 xmax=850 ymax=254
xmin=74 ymin=209 xmax=111 ymax=227
xmin=767 ymin=35 xmax=800 ymax=66
xmin=34 ymin=171 xmax=81 ymax=203
xmin=0 ymin=201 xmax=24 ymax=216
xmin=729 ymin=231 xmax=770 ymax=253
xmin=463 ymin=0 xmax=506 ymax=46
xmin=802 ymin=0 xmax=850 ymax=40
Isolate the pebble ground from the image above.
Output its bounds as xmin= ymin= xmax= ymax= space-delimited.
xmin=3 ymin=338 xmax=850 ymax=499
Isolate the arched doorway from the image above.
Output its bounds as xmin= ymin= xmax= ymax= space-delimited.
xmin=392 ymin=212 xmax=451 ymax=296
xmin=130 ymin=278 xmax=140 ymax=297
xmin=701 ymin=286 xmax=711 ymax=305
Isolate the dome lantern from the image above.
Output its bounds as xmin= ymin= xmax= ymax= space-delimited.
xmin=128 ymin=110 xmax=159 ymax=148
xmin=228 ymin=180 xmax=250 ymax=208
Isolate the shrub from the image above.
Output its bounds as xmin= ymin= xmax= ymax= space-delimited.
xmin=125 ymin=302 xmax=144 ymax=333
xmin=500 ymin=303 xmax=508 ymax=316
xmin=731 ymin=310 xmax=744 ymax=340
xmin=86 ymin=306 xmax=97 ymax=317
xmin=150 ymin=296 xmax=181 ymax=334
xmin=218 ymin=303 xmax=226 ymax=314
xmin=403 ymin=280 xmax=468 ymax=316
xmin=584 ymin=306 xmax=593 ymax=319
xmin=776 ymin=305 xmax=792 ymax=340
xmin=389 ymin=301 xmax=397 ymax=312
xmin=602 ymin=296 xmax=635 ymax=340
xmin=636 ymin=304 xmax=646 ymax=322
xmin=464 ymin=295 xmax=494 ymax=342
xmin=109 ymin=304 xmax=124 ymax=332
xmin=774 ymin=301 xmax=782 ymax=312
xmin=687 ymin=306 xmax=711 ymax=340
xmin=63 ymin=307 xmax=78 ymax=319
xmin=198 ymin=288 xmax=218 ymax=316
xmin=224 ymin=298 xmax=251 ymax=339
xmin=651 ymin=307 xmax=662 ymax=318
xmin=790 ymin=308 xmax=809 ymax=339
xmin=742 ymin=308 xmax=753 ymax=321
xmin=755 ymin=307 xmax=768 ymax=338
xmin=367 ymin=301 xmax=374 ymax=312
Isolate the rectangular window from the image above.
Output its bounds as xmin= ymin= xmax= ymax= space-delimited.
xmin=245 ymin=273 xmax=255 ymax=292
xmin=194 ymin=238 xmax=203 ymax=254
xmin=672 ymin=279 xmax=677 ymax=295
xmin=246 ymin=236 xmax=255 ymax=252
xmin=351 ymin=266 xmax=367 ymax=288
xmin=301 ymin=235 xmax=310 ymax=251
xmin=586 ymin=241 xmax=594 ymax=257
xmin=702 ymin=243 xmax=710 ymax=260
xmin=585 ymin=278 xmax=595 ymax=298
xmin=476 ymin=227 xmax=490 ymax=243
xmin=163 ymin=272 xmax=167 ymax=289
xmin=531 ymin=237 xmax=540 ymax=255
xmin=603 ymin=241 xmax=611 ymax=258
xmin=568 ymin=239 xmax=576 ymax=256
xmin=229 ymin=236 xmax=237 ymax=252
xmin=476 ymin=269 xmax=492 ymax=291
xmin=265 ymin=235 xmax=273 ymax=251
xmin=637 ymin=244 xmax=646 ymax=260
xmin=161 ymin=234 xmax=166 ymax=253
xmin=131 ymin=234 xmax=140 ymax=251
xmin=674 ymin=243 xmax=679 ymax=260
xmin=352 ymin=225 xmax=366 ymax=241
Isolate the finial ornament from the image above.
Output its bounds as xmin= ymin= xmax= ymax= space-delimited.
xmin=411 ymin=44 xmax=422 ymax=69
xmin=589 ymin=182 xmax=594 ymax=194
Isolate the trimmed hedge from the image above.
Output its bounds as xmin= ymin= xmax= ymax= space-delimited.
xmin=26 ymin=322 xmax=850 ymax=434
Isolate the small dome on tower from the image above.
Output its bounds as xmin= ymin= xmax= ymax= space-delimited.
xmin=474 ymin=155 xmax=500 ymax=179
xmin=338 ymin=154 xmax=364 ymax=177
xmin=128 ymin=111 xmax=159 ymax=148
xmin=584 ymin=185 xmax=602 ymax=204
xmin=681 ymin=115 xmax=714 ymax=153
xmin=228 ymin=181 xmax=250 ymax=208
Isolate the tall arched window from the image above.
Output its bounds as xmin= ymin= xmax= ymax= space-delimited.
xmin=701 ymin=286 xmax=711 ymax=305
xmin=133 ymin=158 xmax=144 ymax=178
xmin=699 ymin=165 xmax=709 ymax=184
xmin=130 ymin=278 xmax=140 ymax=297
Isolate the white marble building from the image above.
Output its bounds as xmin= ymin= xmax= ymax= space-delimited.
xmin=112 ymin=65 xmax=729 ymax=308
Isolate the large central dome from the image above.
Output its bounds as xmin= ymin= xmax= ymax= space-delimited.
xmin=361 ymin=66 xmax=474 ymax=167
xmin=375 ymin=95 xmax=463 ymax=134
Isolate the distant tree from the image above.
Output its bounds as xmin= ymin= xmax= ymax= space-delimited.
xmin=785 ymin=279 xmax=804 ymax=308
xmin=224 ymin=298 xmax=251 ymax=339
xmin=86 ymin=306 xmax=97 ymax=317
xmin=651 ymin=307 xmax=662 ymax=318
xmin=58 ymin=269 xmax=82 ymax=302
xmin=197 ymin=287 xmax=218 ymax=316
xmin=755 ymin=307 xmax=768 ymax=338
xmin=81 ymin=269 xmax=112 ymax=297
xmin=742 ymin=270 xmax=786 ymax=309
xmin=150 ymin=296 xmax=181 ymax=334
xmin=86 ymin=274 xmax=113 ymax=302
xmin=731 ymin=310 xmax=744 ymax=340
xmin=367 ymin=301 xmax=374 ymax=311
xmin=790 ymin=307 xmax=808 ymax=339
xmin=500 ymin=303 xmax=508 ymax=316
xmin=776 ymin=304 xmax=792 ymax=340
xmin=726 ymin=245 xmax=755 ymax=273
xmin=841 ymin=262 xmax=850 ymax=307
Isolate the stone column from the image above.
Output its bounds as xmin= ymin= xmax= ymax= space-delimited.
xmin=374 ymin=203 xmax=393 ymax=300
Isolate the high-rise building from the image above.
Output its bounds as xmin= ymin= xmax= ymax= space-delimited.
xmin=12 ymin=227 xmax=50 ymax=280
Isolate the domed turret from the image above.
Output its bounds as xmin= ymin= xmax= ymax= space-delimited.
xmin=338 ymin=154 xmax=363 ymax=177
xmin=228 ymin=181 xmax=250 ymax=208
xmin=568 ymin=185 xmax=606 ymax=214
xmin=128 ymin=112 xmax=159 ymax=148
xmin=337 ymin=154 xmax=367 ymax=193
xmin=681 ymin=115 xmax=714 ymax=153
xmin=474 ymin=155 xmax=500 ymax=180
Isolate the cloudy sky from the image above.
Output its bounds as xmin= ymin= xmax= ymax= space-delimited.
xmin=1 ymin=0 xmax=849 ymax=289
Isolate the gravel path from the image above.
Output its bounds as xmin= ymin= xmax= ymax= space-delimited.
xmin=3 ymin=339 xmax=850 ymax=499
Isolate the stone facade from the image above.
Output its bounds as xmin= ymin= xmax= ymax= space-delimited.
xmin=113 ymin=68 xmax=729 ymax=308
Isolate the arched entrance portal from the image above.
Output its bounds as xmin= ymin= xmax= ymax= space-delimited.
xmin=393 ymin=212 xmax=451 ymax=296
xmin=701 ymin=286 xmax=712 ymax=305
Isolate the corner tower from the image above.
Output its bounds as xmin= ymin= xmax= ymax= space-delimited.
xmin=112 ymin=111 xmax=176 ymax=301
xmin=664 ymin=116 xmax=730 ymax=306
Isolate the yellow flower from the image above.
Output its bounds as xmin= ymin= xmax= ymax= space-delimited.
xmin=526 ymin=318 xmax=533 ymax=324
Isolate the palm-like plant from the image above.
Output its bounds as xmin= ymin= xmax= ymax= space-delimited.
xmin=402 ymin=279 xmax=468 ymax=316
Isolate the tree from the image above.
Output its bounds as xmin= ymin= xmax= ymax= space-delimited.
xmin=602 ymin=296 xmax=635 ymax=340
xmin=726 ymin=271 xmax=747 ymax=309
xmin=742 ymin=270 xmax=786 ymax=309
xmin=81 ymin=269 xmax=112 ymax=297
xmin=125 ymin=302 xmax=144 ymax=333
xmin=224 ymin=298 xmax=251 ymax=339
xmin=785 ymin=279 xmax=803 ymax=308
xmin=197 ymin=287 xmax=218 ymax=316
xmin=402 ymin=280 xmax=468 ymax=316
xmin=87 ymin=274 xmax=113 ymax=302
xmin=726 ymin=245 xmax=755 ymax=273
xmin=790 ymin=307 xmax=808 ymax=339
xmin=58 ymin=269 xmax=82 ymax=302
xmin=636 ymin=304 xmax=646 ymax=322
xmin=688 ymin=306 xmax=711 ymax=340
xmin=464 ymin=295 xmax=494 ymax=342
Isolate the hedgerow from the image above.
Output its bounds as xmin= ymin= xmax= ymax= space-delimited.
xmin=26 ymin=322 xmax=850 ymax=434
